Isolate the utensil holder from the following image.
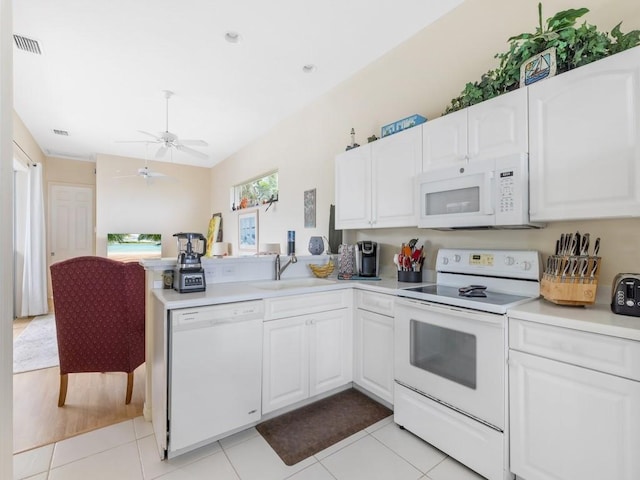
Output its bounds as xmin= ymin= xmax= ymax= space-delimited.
xmin=398 ymin=271 xmax=422 ymax=283
xmin=541 ymin=255 xmax=600 ymax=306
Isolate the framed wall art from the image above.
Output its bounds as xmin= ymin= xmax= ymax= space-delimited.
xmin=520 ymin=47 xmax=557 ymax=87
xmin=238 ymin=209 xmax=258 ymax=255
xmin=304 ymin=188 xmax=316 ymax=228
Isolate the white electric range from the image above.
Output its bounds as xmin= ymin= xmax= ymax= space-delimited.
xmin=394 ymin=248 xmax=541 ymax=480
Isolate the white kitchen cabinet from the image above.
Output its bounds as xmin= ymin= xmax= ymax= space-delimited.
xmin=529 ymin=46 xmax=640 ymax=221
xmin=262 ymin=291 xmax=353 ymax=414
xmin=353 ymin=290 xmax=394 ymax=403
xmin=335 ymin=126 xmax=422 ymax=229
xmin=262 ymin=316 xmax=309 ymax=413
xmin=509 ymin=318 xmax=640 ymax=480
xmin=422 ymin=87 xmax=528 ymax=171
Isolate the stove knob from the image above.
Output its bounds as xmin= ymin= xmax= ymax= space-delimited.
xmin=441 ymin=257 xmax=449 ymax=265
xmin=521 ymin=261 xmax=531 ymax=271
xmin=453 ymin=254 xmax=461 ymax=263
xmin=504 ymin=256 xmax=515 ymax=266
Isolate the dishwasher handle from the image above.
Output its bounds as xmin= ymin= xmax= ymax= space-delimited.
xmin=173 ymin=315 xmax=261 ymax=332
xmin=172 ymin=302 xmax=264 ymax=332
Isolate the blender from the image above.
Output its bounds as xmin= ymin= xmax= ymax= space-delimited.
xmin=173 ymin=232 xmax=207 ymax=293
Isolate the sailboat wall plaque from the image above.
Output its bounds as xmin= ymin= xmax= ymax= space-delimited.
xmin=520 ymin=47 xmax=557 ymax=87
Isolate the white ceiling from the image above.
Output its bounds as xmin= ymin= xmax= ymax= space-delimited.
xmin=13 ymin=0 xmax=464 ymax=168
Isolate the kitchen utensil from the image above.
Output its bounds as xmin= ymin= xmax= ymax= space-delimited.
xmin=593 ymin=237 xmax=601 ymax=256
xmin=590 ymin=257 xmax=599 ymax=283
xmin=579 ymin=233 xmax=590 ymax=256
xmin=408 ymin=238 xmax=418 ymax=249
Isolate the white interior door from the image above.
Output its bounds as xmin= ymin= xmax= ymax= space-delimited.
xmin=48 ymin=184 xmax=94 ymax=265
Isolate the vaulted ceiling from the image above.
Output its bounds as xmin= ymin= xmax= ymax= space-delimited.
xmin=13 ymin=0 xmax=464 ymax=167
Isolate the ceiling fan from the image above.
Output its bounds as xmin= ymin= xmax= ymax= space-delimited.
xmin=119 ymin=90 xmax=209 ymax=161
xmin=113 ymin=157 xmax=175 ymax=185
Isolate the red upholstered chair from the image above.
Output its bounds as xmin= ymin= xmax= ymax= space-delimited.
xmin=50 ymin=256 xmax=145 ymax=407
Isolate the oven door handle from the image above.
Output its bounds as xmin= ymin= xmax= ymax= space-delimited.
xmin=395 ymin=297 xmax=504 ymax=325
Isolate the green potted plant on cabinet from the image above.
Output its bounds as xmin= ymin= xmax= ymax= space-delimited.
xmin=444 ymin=3 xmax=640 ymax=114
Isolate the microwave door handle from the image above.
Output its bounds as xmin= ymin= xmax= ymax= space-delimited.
xmin=483 ymin=171 xmax=494 ymax=215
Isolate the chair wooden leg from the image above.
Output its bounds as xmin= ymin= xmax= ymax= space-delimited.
xmin=125 ymin=372 xmax=134 ymax=404
xmin=58 ymin=374 xmax=68 ymax=407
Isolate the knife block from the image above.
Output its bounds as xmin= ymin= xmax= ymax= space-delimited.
xmin=541 ymin=256 xmax=600 ymax=306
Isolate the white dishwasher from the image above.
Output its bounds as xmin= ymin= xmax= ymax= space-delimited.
xmin=169 ymin=300 xmax=264 ymax=456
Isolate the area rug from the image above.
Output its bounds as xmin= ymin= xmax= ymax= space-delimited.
xmin=256 ymin=388 xmax=392 ymax=466
xmin=13 ymin=314 xmax=59 ymax=374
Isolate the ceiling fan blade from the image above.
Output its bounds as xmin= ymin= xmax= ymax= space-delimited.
xmin=175 ymin=144 xmax=209 ymax=160
xmin=155 ymin=145 xmax=169 ymax=159
xmin=148 ymin=170 xmax=168 ymax=177
xmin=179 ymin=139 xmax=208 ymax=147
xmin=115 ymin=140 xmax=154 ymax=144
xmin=112 ymin=174 xmax=140 ymax=179
xmin=138 ymin=130 xmax=162 ymax=141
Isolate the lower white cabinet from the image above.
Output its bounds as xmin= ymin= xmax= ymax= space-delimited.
xmin=353 ymin=290 xmax=394 ymax=403
xmin=262 ymin=308 xmax=352 ymax=414
xmin=509 ymin=319 xmax=640 ymax=480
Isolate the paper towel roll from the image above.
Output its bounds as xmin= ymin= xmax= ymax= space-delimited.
xmin=212 ymin=242 xmax=229 ymax=257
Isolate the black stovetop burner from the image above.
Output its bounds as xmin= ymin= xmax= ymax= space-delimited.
xmin=458 ymin=285 xmax=487 ymax=297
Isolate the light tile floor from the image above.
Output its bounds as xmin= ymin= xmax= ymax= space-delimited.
xmin=13 ymin=415 xmax=487 ymax=480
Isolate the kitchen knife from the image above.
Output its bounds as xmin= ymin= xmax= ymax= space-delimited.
xmin=593 ymin=237 xmax=600 ymax=256
xmin=579 ymin=257 xmax=589 ymax=283
xmin=579 ymin=233 xmax=590 ymax=256
xmin=590 ymin=257 xmax=599 ymax=283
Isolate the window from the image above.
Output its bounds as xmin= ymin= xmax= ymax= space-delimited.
xmin=231 ymin=171 xmax=278 ymax=210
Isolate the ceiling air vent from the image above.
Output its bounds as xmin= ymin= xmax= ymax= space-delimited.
xmin=53 ymin=129 xmax=69 ymax=136
xmin=13 ymin=34 xmax=42 ymax=55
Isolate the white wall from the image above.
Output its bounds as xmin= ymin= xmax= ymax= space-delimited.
xmin=95 ymin=154 xmax=212 ymax=259
xmin=209 ymin=0 xmax=640 ymax=288
xmin=1 ymin=0 xmax=13 ymax=474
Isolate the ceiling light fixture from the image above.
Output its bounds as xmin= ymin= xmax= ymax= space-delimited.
xmin=224 ymin=31 xmax=242 ymax=44
xmin=302 ymin=64 xmax=317 ymax=74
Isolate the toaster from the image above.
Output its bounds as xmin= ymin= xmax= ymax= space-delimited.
xmin=611 ymin=273 xmax=640 ymax=317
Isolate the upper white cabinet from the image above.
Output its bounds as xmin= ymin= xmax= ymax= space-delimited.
xmin=529 ymin=46 xmax=640 ymax=221
xmin=422 ymin=87 xmax=528 ymax=171
xmin=335 ymin=126 xmax=422 ymax=229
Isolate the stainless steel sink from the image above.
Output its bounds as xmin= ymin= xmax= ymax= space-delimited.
xmin=250 ymin=278 xmax=336 ymax=290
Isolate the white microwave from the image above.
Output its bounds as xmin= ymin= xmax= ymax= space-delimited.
xmin=416 ymin=153 xmax=544 ymax=229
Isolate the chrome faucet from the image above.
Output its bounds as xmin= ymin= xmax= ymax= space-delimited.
xmin=275 ymin=253 xmax=297 ymax=280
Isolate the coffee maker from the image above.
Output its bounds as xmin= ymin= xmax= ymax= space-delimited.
xmin=173 ymin=232 xmax=207 ymax=293
xmin=355 ymin=241 xmax=379 ymax=277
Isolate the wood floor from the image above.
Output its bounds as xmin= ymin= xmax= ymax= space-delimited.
xmin=12 ymin=318 xmax=145 ymax=454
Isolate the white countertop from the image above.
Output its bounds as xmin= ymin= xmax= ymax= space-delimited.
xmin=152 ymin=276 xmax=422 ymax=310
xmin=152 ymin=271 xmax=640 ymax=342
xmin=508 ymin=299 xmax=640 ymax=341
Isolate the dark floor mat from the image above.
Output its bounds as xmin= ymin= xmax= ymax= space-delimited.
xmin=256 ymin=388 xmax=392 ymax=466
